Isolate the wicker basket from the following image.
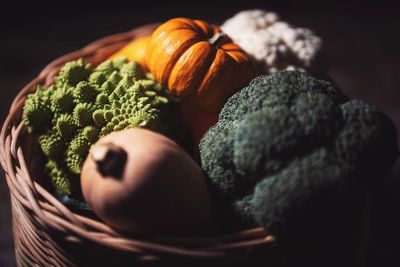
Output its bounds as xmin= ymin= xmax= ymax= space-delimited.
xmin=0 ymin=23 xmax=281 ymax=267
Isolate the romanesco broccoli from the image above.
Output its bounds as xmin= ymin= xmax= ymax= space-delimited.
xmin=23 ymin=58 xmax=188 ymax=197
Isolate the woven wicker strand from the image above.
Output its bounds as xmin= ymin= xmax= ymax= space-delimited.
xmin=0 ymin=23 xmax=278 ymax=267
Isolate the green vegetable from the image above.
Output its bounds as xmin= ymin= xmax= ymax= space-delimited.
xmin=200 ymin=71 xmax=398 ymax=234
xmin=23 ymin=58 xmax=187 ymax=197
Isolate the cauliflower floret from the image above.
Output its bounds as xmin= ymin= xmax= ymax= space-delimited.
xmin=221 ymin=10 xmax=323 ymax=74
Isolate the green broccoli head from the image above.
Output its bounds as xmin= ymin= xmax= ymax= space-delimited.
xmin=200 ymin=71 xmax=398 ymax=234
xmin=23 ymin=58 xmax=189 ymax=197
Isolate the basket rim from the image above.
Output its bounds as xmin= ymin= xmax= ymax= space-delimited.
xmin=0 ymin=22 xmax=276 ymax=264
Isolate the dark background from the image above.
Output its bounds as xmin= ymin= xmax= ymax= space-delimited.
xmin=1 ymin=0 xmax=399 ymax=266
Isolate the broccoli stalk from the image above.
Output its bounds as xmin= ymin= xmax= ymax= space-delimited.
xmin=23 ymin=58 xmax=188 ymax=197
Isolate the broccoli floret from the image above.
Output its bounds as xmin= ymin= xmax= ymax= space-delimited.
xmin=200 ymin=71 xmax=399 ymax=235
xmin=22 ymin=58 xmax=189 ymax=197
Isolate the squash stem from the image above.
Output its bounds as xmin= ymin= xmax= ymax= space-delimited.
xmin=90 ymin=143 xmax=127 ymax=178
xmin=209 ymin=32 xmax=226 ymax=48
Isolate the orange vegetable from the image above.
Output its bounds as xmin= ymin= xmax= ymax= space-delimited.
xmin=81 ymin=128 xmax=215 ymax=236
xmin=180 ymin=103 xmax=218 ymax=160
xmin=109 ymin=36 xmax=151 ymax=70
xmin=145 ymin=18 xmax=256 ymax=114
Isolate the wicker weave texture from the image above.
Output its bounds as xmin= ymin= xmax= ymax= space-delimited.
xmin=0 ymin=23 xmax=278 ymax=267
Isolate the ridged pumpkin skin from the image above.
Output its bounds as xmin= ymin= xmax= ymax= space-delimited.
xmin=145 ymin=18 xmax=257 ymax=114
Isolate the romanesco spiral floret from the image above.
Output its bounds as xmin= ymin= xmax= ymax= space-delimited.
xmin=74 ymin=81 xmax=99 ymax=103
xmin=112 ymin=56 xmax=127 ymax=68
xmin=50 ymin=88 xmax=74 ymax=114
xmin=89 ymin=72 xmax=107 ymax=85
xmin=39 ymin=131 xmax=64 ymax=158
xmin=22 ymin=58 xmax=188 ymax=197
xmin=92 ymin=110 xmax=106 ymax=127
xmin=103 ymin=110 xmax=113 ymax=123
xmin=82 ymin=126 xmax=98 ymax=142
xmin=100 ymin=80 xmax=114 ymax=95
xmin=56 ymin=59 xmax=91 ymax=86
xmin=120 ymin=61 xmax=145 ymax=80
xmin=70 ymin=132 xmax=90 ymax=156
xmin=22 ymin=86 xmax=52 ymax=134
xmin=45 ymin=161 xmax=72 ymax=195
xmin=95 ymin=60 xmax=116 ymax=76
xmin=95 ymin=93 xmax=109 ymax=106
xmin=107 ymin=71 xmax=122 ymax=86
xmin=66 ymin=150 xmax=84 ymax=175
xmin=73 ymin=103 xmax=93 ymax=127
xmin=56 ymin=114 xmax=77 ymax=140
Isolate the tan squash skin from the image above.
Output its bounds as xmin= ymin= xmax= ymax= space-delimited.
xmin=145 ymin=18 xmax=257 ymax=114
xmin=109 ymin=36 xmax=151 ymax=70
xmin=81 ymin=128 xmax=215 ymax=237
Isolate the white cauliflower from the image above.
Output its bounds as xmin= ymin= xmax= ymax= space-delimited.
xmin=221 ymin=9 xmax=323 ymax=74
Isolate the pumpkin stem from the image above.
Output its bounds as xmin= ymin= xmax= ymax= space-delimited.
xmin=90 ymin=143 xmax=127 ymax=178
xmin=209 ymin=32 xmax=227 ymax=48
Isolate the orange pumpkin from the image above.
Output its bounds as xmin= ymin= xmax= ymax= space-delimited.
xmin=109 ymin=36 xmax=151 ymax=70
xmin=145 ymin=18 xmax=256 ymax=114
